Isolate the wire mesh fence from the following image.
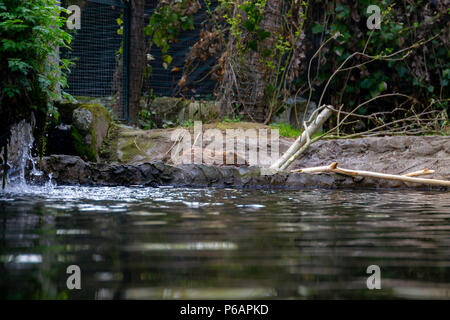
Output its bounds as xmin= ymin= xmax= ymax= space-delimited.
xmin=61 ymin=0 xmax=127 ymax=119
xmin=61 ymin=0 xmax=218 ymax=121
xmin=142 ymin=0 xmax=217 ymax=99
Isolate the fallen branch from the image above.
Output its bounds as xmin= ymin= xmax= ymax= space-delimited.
xmin=291 ymin=162 xmax=450 ymax=187
xmin=270 ymin=105 xmax=333 ymax=171
xmin=403 ymin=169 xmax=435 ymax=177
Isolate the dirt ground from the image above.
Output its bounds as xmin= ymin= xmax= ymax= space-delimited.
xmin=101 ymin=122 xmax=449 ymax=181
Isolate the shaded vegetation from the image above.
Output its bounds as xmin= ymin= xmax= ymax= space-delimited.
xmin=270 ymin=123 xmax=301 ymax=138
xmin=0 ymin=0 xmax=71 ymax=156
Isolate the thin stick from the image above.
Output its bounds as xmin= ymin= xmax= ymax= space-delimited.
xmin=291 ymin=165 xmax=332 ymax=174
xmin=403 ymin=169 xmax=435 ymax=177
xmin=292 ymin=162 xmax=450 ymax=187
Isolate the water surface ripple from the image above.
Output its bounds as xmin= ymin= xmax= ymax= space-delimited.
xmin=1 ymin=185 xmax=449 ymax=299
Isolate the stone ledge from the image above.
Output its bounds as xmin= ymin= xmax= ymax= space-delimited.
xmin=33 ymin=155 xmax=448 ymax=191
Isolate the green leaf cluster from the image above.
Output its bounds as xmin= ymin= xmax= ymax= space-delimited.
xmin=304 ymin=0 xmax=448 ymax=117
xmin=144 ymin=0 xmax=196 ymax=70
xmin=0 ymin=0 xmax=72 ymax=106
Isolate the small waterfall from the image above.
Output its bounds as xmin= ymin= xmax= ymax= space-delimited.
xmin=1 ymin=119 xmax=44 ymax=191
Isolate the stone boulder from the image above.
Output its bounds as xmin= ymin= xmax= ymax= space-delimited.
xmin=71 ymin=104 xmax=112 ymax=162
xmin=141 ymin=97 xmax=219 ymax=127
xmin=54 ymin=101 xmax=81 ymax=124
xmin=178 ymin=100 xmax=220 ymax=123
xmin=143 ymin=97 xmax=188 ymax=127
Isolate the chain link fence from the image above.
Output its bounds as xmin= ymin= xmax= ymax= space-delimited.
xmin=142 ymin=0 xmax=217 ymax=99
xmin=62 ymin=0 xmax=217 ymax=121
xmin=61 ymin=0 xmax=128 ymax=119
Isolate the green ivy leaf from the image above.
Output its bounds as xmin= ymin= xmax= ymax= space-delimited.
xmin=360 ymin=78 xmax=375 ymax=89
xmin=163 ymin=55 xmax=173 ymax=65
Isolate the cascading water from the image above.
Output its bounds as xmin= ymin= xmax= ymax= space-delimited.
xmin=0 ymin=119 xmax=49 ymax=192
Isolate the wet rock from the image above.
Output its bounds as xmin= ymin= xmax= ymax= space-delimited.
xmin=37 ymin=149 xmax=448 ymax=190
xmin=39 ymin=154 xmax=89 ymax=185
xmin=46 ymin=124 xmax=76 ymax=156
xmin=36 ymin=135 xmax=450 ymax=190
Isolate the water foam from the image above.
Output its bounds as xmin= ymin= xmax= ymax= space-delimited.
xmin=1 ymin=119 xmax=51 ymax=193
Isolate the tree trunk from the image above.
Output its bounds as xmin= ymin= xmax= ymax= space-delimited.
xmin=245 ymin=0 xmax=283 ymax=122
xmin=219 ymin=0 xmax=283 ymax=122
xmin=128 ymin=0 xmax=145 ymax=125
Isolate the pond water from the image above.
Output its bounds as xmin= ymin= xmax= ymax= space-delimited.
xmin=1 ymin=184 xmax=449 ymax=299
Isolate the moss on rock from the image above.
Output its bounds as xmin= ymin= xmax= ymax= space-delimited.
xmin=70 ymin=125 xmax=97 ymax=162
xmin=71 ymin=103 xmax=112 ymax=162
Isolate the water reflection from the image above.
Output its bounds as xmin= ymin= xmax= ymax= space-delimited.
xmin=0 ymin=187 xmax=449 ymax=299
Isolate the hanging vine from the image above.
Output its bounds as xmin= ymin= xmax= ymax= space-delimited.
xmin=177 ymin=0 xmax=448 ymax=131
xmin=179 ymin=0 xmax=309 ymax=122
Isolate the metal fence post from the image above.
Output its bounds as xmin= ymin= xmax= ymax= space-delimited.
xmin=122 ymin=1 xmax=130 ymax=121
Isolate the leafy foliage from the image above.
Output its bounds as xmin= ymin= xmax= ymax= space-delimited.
xmin=0 ymin=0 xmax=72 ymax=157
xmin=182 ymin=0 xmax=310 ymax=121
xmin=181 ymin=0 xmax=448 ymax=132
xmin=304 ymin=0 xmax=449 ymax=125
xmin=145 ymin=0 xmax=199 ymax=70
xmin=0 ymin=0 xmax=72 ymax=107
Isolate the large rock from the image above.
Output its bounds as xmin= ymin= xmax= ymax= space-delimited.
xmin=101 ymin=124 xmax=181 ymax=164
xmin=143 ymin=97 xmax=188 ymax=127
xmin=289 ymin=135 xmax=450 ymax=185
xmin=71 ymin=103 xmax=112 ymax=162
xmin=101 ymin=122 xmax=291 ymax=166
xmin=178 ymin=100 xmax=220 ymax=123
xmin=141 ymin=97 xmax=220 ymax=127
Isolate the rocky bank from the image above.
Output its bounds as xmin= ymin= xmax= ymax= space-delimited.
xmin=36 ymin=135 xmax=450 ymax=190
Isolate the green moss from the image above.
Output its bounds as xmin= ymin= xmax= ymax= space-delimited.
xmin=222 ymin=115 xmax=243 ymax=123
xmin=79 ymin=103 xmax=112 ymax=125
xmin=240 ymin=167 xmax=263 ymax=179
xmin=70 ymin=126 xmax=97 ymax=162
xmin=213 ymin=121 xmax=269 ymax=131
xmin=117 ymin=134 xmax=157 ymax=163
xmin=117 ymin=138 xmax=141 ymax=163
xmin=70 ymin=103 xmax=112 ymax=162
xmin=98 ymin=122 xmax=120 ymax=161
xmin=180 ymin=119 xmax=195 ymax=127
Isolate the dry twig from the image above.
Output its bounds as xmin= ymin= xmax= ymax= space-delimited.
xmin=292 ymin=162 xmax=450 ymax=187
